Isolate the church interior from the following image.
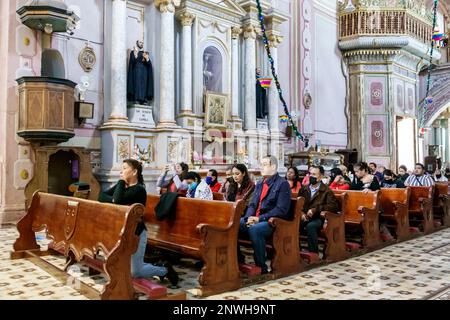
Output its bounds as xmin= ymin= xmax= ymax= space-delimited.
xmin=0 ymin=0 xmax=449 ymax=301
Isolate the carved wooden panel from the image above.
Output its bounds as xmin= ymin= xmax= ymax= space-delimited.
xmin=48 ymin=91 xmax=64 ymax=129
xmin=27 ymin=91 xmax=44 ymax=129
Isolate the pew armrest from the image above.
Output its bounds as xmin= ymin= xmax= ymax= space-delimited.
xmin=196 ymin=222 xmax=232 ymax=234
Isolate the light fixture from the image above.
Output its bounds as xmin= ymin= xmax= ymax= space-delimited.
xmin=44 ymin=23 xmax=53 ymax=34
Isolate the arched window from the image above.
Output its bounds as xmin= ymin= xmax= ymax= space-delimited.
xmin=203 ymin=46 xmax=223 ymax=93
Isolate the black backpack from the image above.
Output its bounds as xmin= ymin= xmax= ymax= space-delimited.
xmin=155 ymin=192 xmax=178 ymax=221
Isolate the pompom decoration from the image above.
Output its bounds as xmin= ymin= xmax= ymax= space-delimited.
xmin=426 ymin=96 xmax=433 ymax=104
xmin=279 ymin=115 xmax=289 ymax=123
xmin=258 ymin=78 xmax=272 ymax=89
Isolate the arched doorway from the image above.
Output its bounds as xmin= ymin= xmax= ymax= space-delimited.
xmin=48 ymin=150 xmax=80 ymax=196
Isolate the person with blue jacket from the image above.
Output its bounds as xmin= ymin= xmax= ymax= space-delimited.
xmin=238 ymin=155 xmax=291 ymax=274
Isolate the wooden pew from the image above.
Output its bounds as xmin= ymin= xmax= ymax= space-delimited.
xmin=433 ymin=183 xmax=450 ymax=227
xmin=409 ymin=186 xmax=434 ymax=235
xmin=11 ymin=191 xmax=144 ymax=300
xmin=380 ymin=188 xmax=411 ymax=242
xmin=321 ymin=192 xmax=350 ymax=262
xmin=213 ymin=192 xmax=225 ymax=201
xmin=332 ymin=190 xmax=381 ymax=250
xmin=269 ymin=197 xmax=304 ymax=277
xmin=145 ymin=195 xmax=245 ymax=297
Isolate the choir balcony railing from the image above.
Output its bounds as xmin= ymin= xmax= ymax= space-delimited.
xmin=338 ymin=0 xmax=433 ymax=45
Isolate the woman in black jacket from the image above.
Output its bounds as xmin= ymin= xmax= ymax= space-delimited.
xmin=99 ymin=159 xmax=178 ymax=286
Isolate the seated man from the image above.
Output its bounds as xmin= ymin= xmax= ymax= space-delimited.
xmin=404 ymin=163 xmax=435 ymax=187
xmin=299 ymin=166 xmax=339 ymax=254
xmin=238 ymin=155 xmax=291 ymax=274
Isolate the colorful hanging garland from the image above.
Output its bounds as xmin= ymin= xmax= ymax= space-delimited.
xmin=419 ymin=0 xmax=440 ymax=131
xmin=255 ymin=0 xmax=305 ymax=143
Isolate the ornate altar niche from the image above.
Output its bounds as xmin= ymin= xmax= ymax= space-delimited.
xmin=24 ymin=146 xmax=100 ymax=209
xmin=288 ymin=151 xmax=344 ymax=176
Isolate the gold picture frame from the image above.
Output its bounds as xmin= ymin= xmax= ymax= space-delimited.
xmin=205 ymin=92 xmax=228 ymax=129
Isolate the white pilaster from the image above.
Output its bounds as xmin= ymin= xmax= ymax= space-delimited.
xmin=268 ymin=35 xmax=283 ymax=134
xmin=155 ymin=0 xmax=180 ymax=128
xmin=231 ymin=26 xmax=242 ymax=119
xmin=179 ymin=12 xmax=195 ymax=114
xmin=244 ymin=24 xmax=257 ymax=131
xmin=109 ymin=0 xmax=128 ymax=122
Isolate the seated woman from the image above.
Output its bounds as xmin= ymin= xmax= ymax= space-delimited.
xmin=206 ymin=169 xmax=222 ymax=193
xmin=225 ymin=164 xmax=255 ymax=209
xmin=185 ymin=172 xmax=213 ymax=200
xmin=156 ymin=162 xmax=189 ymax=193
xmin=99 ymin=159 xmax=178 ymax=287
xmin=285 ymin=166 xmax=302 ymax=194
xmin=329 ymin=168 xmax=350 ymax=190
xmin=381 ymin=169 xmax=405 ymax=188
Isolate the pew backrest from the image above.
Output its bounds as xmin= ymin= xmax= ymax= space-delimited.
xmin=434 ymin=183 xmax=448 ymax=205
xmin=213 ymin=192 xmax=225 ymax=201
xmin=380 ymin=188 xmax=410 ymax=215
xmin=409 ymin=186 xmax=434 ymax=211
xmin=145 ymin=195 xmax=242 ymax=242
xmin=332 ymin=190 xmax=380 ymax=223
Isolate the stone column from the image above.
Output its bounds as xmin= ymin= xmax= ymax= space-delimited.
xmin=268 ymin=34 xmax=283 ymax=134
xmin=179 ymin=12 xmax=195 ymax=114
xmin=155 ymin=0 xmax=180 ymax=127
xmin=231 ymin=26 xmax=242 ymax=119
xmin=109 ymin=0 xmax=128 ymax=122
xmin=243 ymin=24 xmax=257 ymax=131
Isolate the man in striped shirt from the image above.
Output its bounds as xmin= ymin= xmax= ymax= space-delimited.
xmin=404 ymin=163 xmax=435 ymax=187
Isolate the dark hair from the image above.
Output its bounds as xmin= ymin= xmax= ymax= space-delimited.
xmin=227 ymin=164 xmax=251 ymax=198
xmin=208 ymin=169 xmax=219 ymax=187
xmin=123 ymin=159 xmax=144 ymax=185
xmin=311 ymin=165 xmax=325 ymax=176
xmin=330 ymin=168 xmax=343 ymax=177
xmin=399 ymin=165 xmax=407 ymax=172
xmin=415 ymin=163 xmax=425 ymax=170
xmin=286 ymin=166 xmax=301 ymax=190
xmin=348 ymin=164 xmax=354 ymax=174
xmin=178 ymin=162 xmax=189 ymax=180
xmin=185 ymin=171 xmax=201 ymax=183
xmin=384 ymin=169 xmax=394 ymax=177
xmin=355 ymin=162 xmax=369 ymax=173
xmin=369 ymin=162 xmax=377 ymax=168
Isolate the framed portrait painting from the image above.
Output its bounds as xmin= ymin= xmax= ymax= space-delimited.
xmin=205 ymin=92 xmax=228 ymax=129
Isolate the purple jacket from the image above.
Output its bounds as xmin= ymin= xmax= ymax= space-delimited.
xmin=244 ymin=174 xmax=292 ymax=222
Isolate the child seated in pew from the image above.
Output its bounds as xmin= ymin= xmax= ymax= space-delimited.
xmin=225 ymin=164 xmax=255 ymax=209
xmin=99 ymin=159 xmax=179 ymax=287
xmin=206 ymin=169 xmax=222 ymax=193
xmin=298 ymin=166 xmax=339 ymax=254
xmin=185 ymin=172 xmax=213 ymax=200
xmin=329 ymin=168 xmax=350 ymax=190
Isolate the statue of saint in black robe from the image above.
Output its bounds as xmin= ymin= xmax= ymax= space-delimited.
xmin=256 ymin=78 xmax=268 ymax=119
xmin=127 ymin=50 xmax=154 ymax=105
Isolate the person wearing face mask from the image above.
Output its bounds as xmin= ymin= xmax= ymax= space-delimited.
xmin=404 ymin=163 xmax=435 ymax=187
xmin=206 ymin=169 xmax=222 ymax=193
xmin=432 ymin=167 xmax=448 ymax=182
xmin=380 ymin=169 xmax=405 ymax=188
xmin=99 ymin=159 xmax=179 ymax=287
xmin=185 ymin=172 xmax=213 ymax=200
xmin=396 ymin=165 xmax=409 ymax=185
xmin=298 ymin=166 xmax=339 ymax=254
xmin=238 ymin=155 xmax=291 ymax=274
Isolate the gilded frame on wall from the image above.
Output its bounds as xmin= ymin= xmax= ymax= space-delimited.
xmin=205 ymin=91 xmax=228 ymax=129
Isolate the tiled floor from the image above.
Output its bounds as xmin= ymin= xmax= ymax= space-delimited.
xmin=0 ymin=225 xmax=449 ymax=300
